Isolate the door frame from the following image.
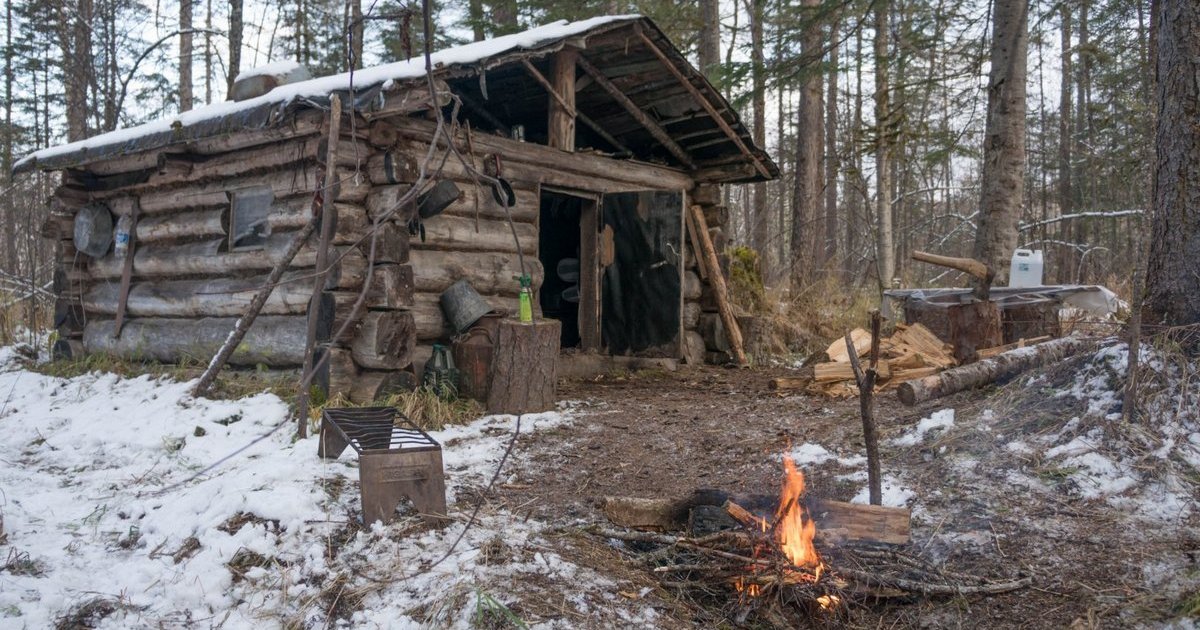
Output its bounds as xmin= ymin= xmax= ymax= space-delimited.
xmin=539 ymin=186 xmax=603 ymax=352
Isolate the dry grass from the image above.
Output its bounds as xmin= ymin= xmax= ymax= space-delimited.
xmin=314 ymin=387 xmax=484 ymax=433
xmin=34 ymin=353 xmax=300 ymax=401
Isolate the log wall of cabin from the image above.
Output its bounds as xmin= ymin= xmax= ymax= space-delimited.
xmin=362 ymin=114 xmax=730 ymax=372
xmin=45 ymin=122 xmax=417 ymax=403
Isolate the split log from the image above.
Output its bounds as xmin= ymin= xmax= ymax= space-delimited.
xmin=826 ymin=328 xmax=871 ymax=362
xmin=409 ymin=249 xmax=543 ymax=296
xmin=487 ymin=318 xmax=560 ymax=415
xmin=350 ymin=369 xmax=417 ymax=403
xmin=898 ymin=336 xmax=1093 ymax=405
xmin=767 ymin=374 xmax=812 ymax=391
xmin=814 ymin=359 xmax=890 ymax=382
xmin=367 ymin=120 xmax=400 ymax=149
xmin=84 ymin=315 xmax=314 ymax=366
xmin=416 ymin=214 xmax=537 ymax=255
xmin=350 ymin=311 xmax=416 ymax=370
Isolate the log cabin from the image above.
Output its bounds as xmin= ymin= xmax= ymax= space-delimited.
xmin=14 ymin=15 xmax=778 ymax=402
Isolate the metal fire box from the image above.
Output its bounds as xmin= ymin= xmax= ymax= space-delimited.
xmin=318 ymin=406 xmax=448 ymax=525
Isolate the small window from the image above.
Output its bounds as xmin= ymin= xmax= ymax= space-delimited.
xmin=229 ymin=186 xmax=273 ymax=250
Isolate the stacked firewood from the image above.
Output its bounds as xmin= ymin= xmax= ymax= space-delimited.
xmin=771 ymin=323 xmax=957 ymax=397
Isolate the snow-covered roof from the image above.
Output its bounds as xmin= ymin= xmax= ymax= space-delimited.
xmin=14 ymin=15 xmax=639 ymax=173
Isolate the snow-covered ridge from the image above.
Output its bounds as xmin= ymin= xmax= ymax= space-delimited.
xmin=15 ymin=15 xmax=640 ymax=171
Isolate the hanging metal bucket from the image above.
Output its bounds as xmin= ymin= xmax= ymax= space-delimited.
xmin=73 ymin=203 xmax=114 ymax=259
xmin=417 ymin=180 xmax=461 ymax=219
xmin=440 ymin=279 xmax=493 ymax=334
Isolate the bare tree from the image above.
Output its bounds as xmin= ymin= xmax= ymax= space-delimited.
xmin=791 ymin=0 xmax=823 ymax=289
xmin=1144 ymin=0 xmax=1200 ymax=334
xmin=227 ymin=0 xmax=242 ymax=95
xmin=698 ymin=0 xmax=720 ymax=79
xmin=823 ymin=17 xmax=840 ymax=272
xmin=180 ymin=0 xmax=193 ymax=111
xmin=1058 ymin=3 xmax=1072 ymax=283
xmin=972 ymin=0 xmax=1029 ymax=283
xmin=874 ymin=0 xmax=894 ymax=289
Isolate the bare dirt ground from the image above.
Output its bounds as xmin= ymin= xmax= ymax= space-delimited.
xmin=490 ymin=363 xmax=1199 ymax=629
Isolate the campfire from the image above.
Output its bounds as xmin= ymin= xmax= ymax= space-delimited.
xmin=593 ymin=454 xmax=1031 ymax=626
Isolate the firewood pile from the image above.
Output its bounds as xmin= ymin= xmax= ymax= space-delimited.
xmin=771 ymin=323 xmax=958 ymax=398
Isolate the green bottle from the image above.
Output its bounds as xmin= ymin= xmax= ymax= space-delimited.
xmin=518 ymin=274 xmax=534 ymax=322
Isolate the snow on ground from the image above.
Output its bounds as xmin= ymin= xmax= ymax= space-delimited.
xmin=890 ymin=408 xmax=955 ymax=446
xmin=0 ymin=350 xmax=650 ymax=628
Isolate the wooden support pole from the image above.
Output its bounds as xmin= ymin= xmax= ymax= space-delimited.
xmin=848 ymin=310 xmax=883 ymax=505
xmin=575 ymin=54 xmax=696 ymax=169
xmin=297 ymin=95 xmax=343 ymax=437
xmin=111 ymin=201 xmax=140 ymax=337
xmin=633 ymin=27 xmax=772 ymax=180
xmin=521 ymin=55 xmax=632 ymax=155
xmin=687 ymin=204 xmax=746 ymax=365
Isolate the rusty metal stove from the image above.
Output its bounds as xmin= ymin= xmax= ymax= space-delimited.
xmin=318 ymin=407 xmax=448 ymax=525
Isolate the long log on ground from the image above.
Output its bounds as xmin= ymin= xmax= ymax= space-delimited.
xmin=85 ymin=315 xmax=315 ymax=367
xmin=350 ymin=311 xmax=416 ymax=370
xmin=601 ymin=494 xmax=909 ymax=545
xmin=409 ymin=249 xmax=543 ymax=296
xmin=898 ymin=336 xmax=1093 ymax=405
xmin=415 ymin=214 xmax=537 ymax=255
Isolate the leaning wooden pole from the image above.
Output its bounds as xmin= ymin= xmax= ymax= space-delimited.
xmin=687 ymin=204 xmax=747 ymax=366
xmin=897 ymin=336 xmax=1092 ymax=405
xmin=190 ymin=216 xmax=318 ymax=398
xmin=296 ymin=95 xmax=343 ymax=437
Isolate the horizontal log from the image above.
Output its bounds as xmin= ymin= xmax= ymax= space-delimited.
xmin=415 ymin=214 xmax=536 ymax=255
xmin=83 ymin=273 xmax=315 ymax=317
xmin=389 ymin=118 xmax=695 ymax=193
xmin=366 ymin=180 xmax=539 ymax=224
xmin=365 ymin=150 xmax=419 ymax=185
xmin=682 ymin=270 xmax=701 ymax=300
xmin=409 ymin=249 xmax=543 ymax=296
xmin=412 ymin=292 xmax=520 ymax=341
xmin=83 ymin=315 xmax=312 ymax=367
xmin=898 ymin=336 xmax=1092 ymax=405
xmin=86 ymin=232 xmax=367 ymax=288
xmin=350 ymin=311 xmax=416 ymax=370
xmin=136 ymin=167 xmax=321 ymax=214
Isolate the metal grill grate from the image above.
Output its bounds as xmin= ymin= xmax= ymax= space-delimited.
xmin=320 ymin=407 xmax=439 ymax=454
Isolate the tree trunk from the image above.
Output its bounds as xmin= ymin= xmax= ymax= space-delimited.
xmin=749 ymin=0 xmax=768 ymax=266
xmin=823 ymin=18 xmax=840 ymax=273
xmin=468 ymin=0 xmax=485 ymax=42
xmin=1144 ymin=0 xmax=1200 ymax=335
xmin=204 ymin=0 xmax=213 ymax=103
xmin=227 ymin=0 xmax=243 ymax=95
xmin=972 ymin=0 xmax=1029 ymax=285
xmin=57 ymin=0 xmax=93 ymax=142
xmin=180 ymin=0 xmax=193 ymax=112
xmin=1058 ymin=4 xmax=1073 ymax=284
xmin=348 ymin=0 xmax=363 ymax=70
xmin=698 ymin=0 xmax=720 ymax=78
xmin=790 ymin=0 xmax=823 ymax=290
xmin=874 ymin=0 xmax=894 ymax=290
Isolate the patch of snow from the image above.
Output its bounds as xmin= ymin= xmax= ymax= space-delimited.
xmin=850 ymin=474 xmax=914 ymax=508
xmin=0 ymin=358 xmax=640 ymax=628
xmin=891 ymin=408 xmax=956 ymax=446
xmin=234 ymin=59 xmax=304 ymax=82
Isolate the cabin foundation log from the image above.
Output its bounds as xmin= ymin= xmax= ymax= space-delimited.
xmin=83 ymin=315 xmax=315 ymax=367
xmin=350 ymin=311 xmax=416 ymax=370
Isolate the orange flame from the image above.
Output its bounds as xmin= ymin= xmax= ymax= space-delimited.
xmin=774 ymin=455 xmax=821 ymax=572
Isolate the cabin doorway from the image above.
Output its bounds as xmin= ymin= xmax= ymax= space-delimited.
xmin=538 ymin=190 xmax=599 ymax=349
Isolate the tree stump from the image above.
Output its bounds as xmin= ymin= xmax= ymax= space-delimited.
xmin=947 ymin=301 xmax=1003 ymax=364
xmin=486 ymin=318 xmax=561 ymax=415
